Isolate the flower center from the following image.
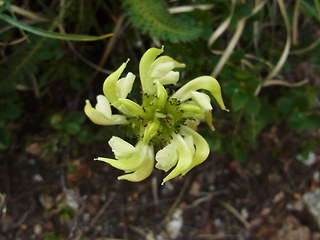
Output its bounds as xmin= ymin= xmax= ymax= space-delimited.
xmin=128 ymin=92 xmax=186 ymax=146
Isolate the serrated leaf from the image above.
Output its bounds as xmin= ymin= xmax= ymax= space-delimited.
xmin=122 ymin=0 xmax=202 ymax=42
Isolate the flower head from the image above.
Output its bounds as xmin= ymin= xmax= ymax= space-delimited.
xmin=84 ymin=47 xmax=228 ymax=184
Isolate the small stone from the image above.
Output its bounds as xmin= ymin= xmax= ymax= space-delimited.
xmin=302 ymin=188 xmax=320 ymax=228
xmin=34 ymin=224 xmax=42 ymax=235
xmin=313 ymin=172 xmax=320 ymax=183
xmin=166 ymin=209 xmax=183 ymax=239
xmin=33 ymin=174 xmax=43 ymax=182
xmin=241 ymin=208 xmax=249 ymax=219
xmin=214 ymin=218 xmax=222 ymax=228
xmin=39 ymin=194 xmax=54 ymax=210
xmin=303 ymin=152 xmax=317 ymax=166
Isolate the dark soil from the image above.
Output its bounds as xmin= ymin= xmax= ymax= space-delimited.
xmin=0 ymin=124 xmax=319 ymax=240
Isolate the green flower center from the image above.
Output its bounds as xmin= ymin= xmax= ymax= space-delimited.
xmin=128 ymin=92 xmax=187 ymax=146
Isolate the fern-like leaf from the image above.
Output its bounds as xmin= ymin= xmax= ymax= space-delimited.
xmin=122 ymin=0 xmax=202 ymax=42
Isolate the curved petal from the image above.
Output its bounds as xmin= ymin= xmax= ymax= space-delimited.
xmin=178 ymin=103 xmax=204 ymax=119
xmin=103 ymin=59 xmax=129 ymax=103
xmin=150 ymin=56 xmax=184 ymax=85
xmin=139 ymin=47 xmax=164 ymax=94
xmin=143 ymin=121 xmax=160 ymax=144
xmin=95 ymin=95 xmax=112 ymax=118
xmin=180 ymin=126 xmax=210 ymax=175
xmin=155 ymin=142 xmax=178 ymax=172
xmin=172 ymin=76 xmax=229 ymax=111
xmin=84 ymin=100 xmax=127 ymax=125
xmin=108 ymin=136 xmax=135 ymax=159
xmin=205 ymin=110 xmax=215 ymax=131
xmin=184 ymin=135 xmax=195 ymax=156
xmin=113 ymin=99 xmax=145 ymax=117
xmin=150 ymin=61 xmax=175 ymax=79
xmin=117 ymin=72 xmax=135 ymax=99
xmin=95 ymin=141 xmax=148 ymax=172
xmin=152 ymin=56 xmax=185 ymax=70
xmin=162 ymin=133 xmax=193 ymax=184
xmin=118 ymin=146 xmax=154 ymax=182
xmin=156 ymin=80 xmax=168 ymax=108
xmin=158 ymin=71 xmax=179 ymax=85
xmin=190 ymin=91 xmax=213 ymax=111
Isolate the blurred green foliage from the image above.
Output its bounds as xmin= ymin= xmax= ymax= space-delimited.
xmin=0 ymin=0 xmax=319 ymax=164
xmin=44 ymin=233 xmax=67 ymax=240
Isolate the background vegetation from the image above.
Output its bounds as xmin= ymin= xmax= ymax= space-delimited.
xmin=0 ymin=0 xmax=319 ymax=239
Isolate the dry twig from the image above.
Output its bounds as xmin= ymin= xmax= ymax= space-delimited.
xmin=220 ymin=201 xmax=250 ymax=229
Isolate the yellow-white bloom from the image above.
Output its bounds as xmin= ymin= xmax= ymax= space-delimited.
xmin=84 ymin=46 xmax=228 ymax=184
xmin=95 ymin=137 xmax=154 ymax=182
xmin=155 ymin=125 xmax=209 ymax=184
xmin=84 ymin=95 xmax=127 ymax=125
xmin=172 ymin=76 xmax=228 ymax=111
xmin=139 ymin=47 xmax=185 ymax=94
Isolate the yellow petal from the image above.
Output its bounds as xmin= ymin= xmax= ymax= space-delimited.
xmin=95 ymin=95 xmax=112 ymax=118
xmin=103 ymin=59 xmax=129 ymax=103
xmin=180 ymin=125 xmax=210 ymax=175
xmin=108 ymin=136 xmax=135 ymax=159
xmin=84 ymin=100 xmax=127 ymax=125
xmin=117 ymin=72 xmax=135 ymax=99
xmin=162 ymin=134 xmax=193 ymax=184
xmin=155 ymin=142 xmax=178 ymax=172
xmin=139 ymin=46 xmax=164 ymax=94
xmin=190 ymin=91 xmax=212 ymax=111
xmin=156 ymin=80 xmax=168 ymax=108
xmin=172 ymin=76 xmax=229 ymax=112
xmin=113 ymin=99 xmax=145 ymax=117
xmin=143 ymin=121 xmax=160 ymax=144
xmin=95 ymin=141 xmax=148 ymax=172
xmin=118 ymin=146 xmax=154 ymax=182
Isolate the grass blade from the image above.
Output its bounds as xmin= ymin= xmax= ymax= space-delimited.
xmin=0 ymin=13 xmax=112 ymax=41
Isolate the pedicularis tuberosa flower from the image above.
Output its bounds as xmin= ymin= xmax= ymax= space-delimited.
xmin=84 ymin=47 xmax=228 ymax=184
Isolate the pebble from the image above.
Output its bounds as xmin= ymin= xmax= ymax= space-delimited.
xmin=302 ymin=188 xmax=320 ymax=228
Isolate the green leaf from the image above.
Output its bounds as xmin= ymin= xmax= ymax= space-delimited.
xmin=44 ymin=232 xmax=67 ymax=240
xmin=277 ymin=97 xmax=296 ymax=113
xmin=65 ymin=122 xmax=81 ymax=134
xmin=1 ymin=103 xmax=21 ymax=120
xmin=299 ymin=114 xmax=320 ymax=130
xmin=67 ymin=112 xmax=85 ymax=125
xmin=0 ymin=0 xmax=13 ymax=14
xmin=255 ymin=101 xmax=279 ymax=131
xmin=223 ymin=82 xmax=240 ymax=96
xmin=300 ymin=0 xmax=320 ymax=21
xmin=235 ymin=3 xmax=254 ymax=18
xmin=245 ymin=96 xmax=260 ymax=115
xmin=232 ymin=92 xmax=248 ymax=111
xmin=233 ymin=68 xmax=252 ymax=80
xmin=232 ymin=145 xmax=248 ymax=162
xmin=77 ymin=129 xmax=95 ymax=144
xmin=50 ymin=114 xmax=64 ymax=130
xmin=122 ymin=0 xmax=202 ymax=42
xmin=60 ymin=134 xmax=70 ymax=145
xmin=0 ymin=128 xmax=11 ymax=150
xmin=0 ymin=13 xmax=112 ymax=41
